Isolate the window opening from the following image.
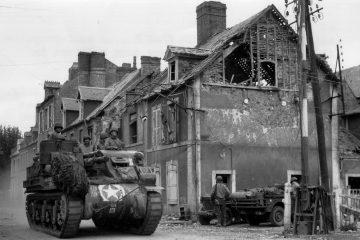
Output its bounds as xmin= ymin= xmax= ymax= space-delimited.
xmin=129 ymin=113 xmax=137 ymax=144
xmin=44 ymin=108 xmax=48 ymax=130
xmin=348 ymin=177 xmax=360 ymax=189
xmin=169 ymin=61 xmax=176 ymax=82
xmin=161 ymin=98 xmax=178 ymax=144
xmin=258 ymin=61 xmax=276 ymax=86
xmin=225 ymin=44 xmax=253 ymax=85
xmin=87 ymin=126 xmax=93 ymax=143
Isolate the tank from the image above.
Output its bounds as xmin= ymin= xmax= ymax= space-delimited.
xmin=23 ymin=139 xmax=163 ymax=238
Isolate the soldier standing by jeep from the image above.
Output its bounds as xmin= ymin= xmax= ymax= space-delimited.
xmin=211 ymin=176 xmax=230 ymax=227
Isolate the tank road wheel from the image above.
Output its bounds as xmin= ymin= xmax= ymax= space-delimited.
xmin=269 ymin=206 xmax=284 ymax=227
xmin=130 ymin=192 xmax=163 ymax=235
xmin=25 ymin=193 xmax=83 ymax=238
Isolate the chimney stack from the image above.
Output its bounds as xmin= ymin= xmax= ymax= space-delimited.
xmin=78 ymin=52 xmax=91 ymax=86
xmin=196 ymin=1 xmax=226 ymax=46
xmin=141 ymin=56 xmax=161 ymax=76
xmin=89 ymin=52 xmax=106 ymax=88
xmin=133 ymin=56 xmax=137 ymax=69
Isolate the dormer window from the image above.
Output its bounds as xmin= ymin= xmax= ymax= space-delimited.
xmin=168 ymin=60 xmax=178 ymax=82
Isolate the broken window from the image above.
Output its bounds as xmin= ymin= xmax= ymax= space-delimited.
xmin=224 ymin=43 xmax=277 ymax=87
xmin=225 ymin=44 xmax=252 ymax=85
xmin=258 ymin=61 xmax=276 ymax=86
xmin=161 ymin=98 xmax=178 ymax=144
xmin=129 ymin=113 xmax=137 ymax=144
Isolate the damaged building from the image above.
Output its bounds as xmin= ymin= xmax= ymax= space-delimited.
xmin=143 ymin=2 xmax=338 ymax=214
xmin=10 ymin=1 xmax=342 ymax=218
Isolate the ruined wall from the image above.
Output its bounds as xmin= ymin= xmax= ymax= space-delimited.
xmin=199 ymin=83 xmax=333 ymax=194
xmin=200 ymin=85 xmax=299 ymax=146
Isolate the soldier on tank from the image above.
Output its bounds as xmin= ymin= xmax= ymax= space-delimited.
xmin=211 ymin=176 xmax=231 ymax=227
xmin=133 ymin=152 xmax=144 ymax=166
xmin=48 ymin=123 xmax=66 ymax=140
xmin=79 ymin=135 xmax=95 ymax=153
xmin=96 ymin=132 xmax=108 ymax=150
xmin=104 ymin=128 xmax=125 ymax=150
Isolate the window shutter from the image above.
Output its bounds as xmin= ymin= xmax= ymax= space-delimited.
xmin=152 ymin=107 xmax=156 ymax=146
xmin=156 ymin=108 xmax=163 ymax=145
xmin=154 ymin=167 xmax=161 ymax=187
xmin=161 ymin=104 xmax=169 ymax=144
xmin=166 ymin=160 xmax=178 ymax=205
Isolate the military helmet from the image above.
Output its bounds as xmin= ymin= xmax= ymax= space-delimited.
xmin=83 ymin=135 xmax=91 ymax=140
xmin=216 ymin=176 xmax=223 ymax=183
xmin=100 ymin=132 xmax=108 ymax=139
xmin=109 ymin=127 xmax=118 ymax=134
xmin=54 ymin=123 xmax=63 ymax=130
xmin=134 ymin=152 xmax=144 ymax=160
xmin=290 ymin=177 xmax=298 ymax=183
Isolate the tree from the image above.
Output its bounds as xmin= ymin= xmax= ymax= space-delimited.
xmin=0 ymin=125 xmax=22 ymax=190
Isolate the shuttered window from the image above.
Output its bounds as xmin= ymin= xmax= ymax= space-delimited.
xmin=166 ymin=160 xmax=178 ymax=205
xmin=154 ymin=166 xmax=161 ymax=187
xmin=152 ymin=105 xmax=163 ymax=146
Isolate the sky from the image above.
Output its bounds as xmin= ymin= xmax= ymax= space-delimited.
xmin=0 ymin=0 xmax=358 ymax=134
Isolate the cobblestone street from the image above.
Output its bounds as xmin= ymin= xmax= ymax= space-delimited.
xmin=1 ymin=208 xmax=359 ymax=240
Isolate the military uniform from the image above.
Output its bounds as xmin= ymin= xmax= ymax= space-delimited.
xmin=211 ymin=176 xmax=230 ymax=226
xmin=79 ymin=143 xmax=95 ymax=153
xmin=48 ymin=123 xmax=65 ymax=140
xmin=104 ymin=137 xmax=124 ymax=150
xmin=96 ymin=132 xmax=108 ymax=150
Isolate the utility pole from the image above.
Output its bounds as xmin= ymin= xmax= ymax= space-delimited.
xmin=304 ymin=0 xmax=330 ymax=192
xmin=298 ymin=0 xmax=309 ymax=186
xmin=337 ymin=43 xmax=346 ymax=115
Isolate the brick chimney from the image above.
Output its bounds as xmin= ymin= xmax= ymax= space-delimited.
xmin=141 ymin=56 xmax=161 ymax=76
xmin=89 ymin=52 xmax=106 ymax=88
xmin=78 ymin=52 xmax=90 ymax=86
xmin=196 ymin=1 xmax=226 ymax=46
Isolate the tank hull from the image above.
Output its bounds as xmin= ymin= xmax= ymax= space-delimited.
xmin=23 ymin=140 xmax=163 ymax=238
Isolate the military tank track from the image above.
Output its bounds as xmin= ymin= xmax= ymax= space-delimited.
xmin=26 ymin=193 xmax=83 ymax=238
xmin=131 ymin=192 xmax=163 ymax=235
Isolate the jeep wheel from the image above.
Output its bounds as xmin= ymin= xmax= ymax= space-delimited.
xmin=270 ymin=206 xmax=284 ymax=226
xmin=198 ymin=207 xmax=212 ymax=225
xmin=224 ymin=207 xmax=233 ymax=226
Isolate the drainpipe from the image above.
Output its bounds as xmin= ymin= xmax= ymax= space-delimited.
xmin=193 ymin=77 xmax=202 ymax=208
